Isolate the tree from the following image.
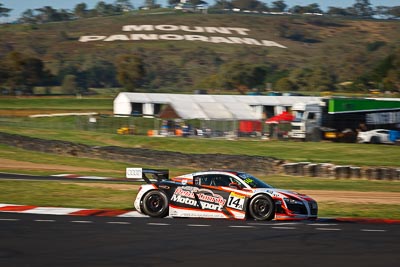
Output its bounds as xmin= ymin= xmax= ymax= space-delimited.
xmin=0 ymin=3 xmax=12 ymax=17
xmin=217 ymin=62 xmax=268 ymax=93
xmin=271 ymin=1 xmax=287 ymax=12
xmin=387 ymin=6 xmax=400 ymax=19
xmin=168 ymin=0 xmax=180 ymax=6
xmin=275 ymin=77 xmax=296 ymax=91
xmin=290 ymin=3 xmax=322 ymax=14
xmin=74 ymin=3 xmax=88 ymax=18
xmin=62 ymin=75 xmax=78 ymax=94
xmin=231 ymin=0 xmax=266 ymax=11
xmin=19 ymin=9 xmax=37 ymax=24
xmin=86 ymin=61 xmax=118 ymax=88
xmin=115 ymin=0 xmax=134 ymax=11
xmin=351 ymin=0 xmax=374 ymax=18
xmin=35 ymin=6 xmax=60 ymax=22
xmin=144 ymin=0 xmax=160 ymax=9
xmin=327 ymin=6 xmax=350 ymax=16
xmin=3 ymin=52 xmax=49 ymax=94
xmin=95 ymin=1 xmax=119 ymax=16
xmin=116 ymin=55 xmax=146 ymax=91
xmin=212 ymin=0 xmax=233 ymax=10
xmin=307 ymin=67 xmax=336 ymax=91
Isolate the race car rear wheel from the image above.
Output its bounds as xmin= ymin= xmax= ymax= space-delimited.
xmin=248 ymin=194 xmax=275 ymax=221
xmin=142 ymin=190 xmax=169 ymax=218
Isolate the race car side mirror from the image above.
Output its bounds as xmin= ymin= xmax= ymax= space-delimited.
xmin=229 ymin=183 xmax=242 ymax=190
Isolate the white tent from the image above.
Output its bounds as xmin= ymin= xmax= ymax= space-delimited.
xmin=113 ymin=92 xmax=321 ymax=120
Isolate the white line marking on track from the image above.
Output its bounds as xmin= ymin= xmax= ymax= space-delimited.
xmin=273 ymin=222 xmax=301 ymax=226
xmin=107 ymin=221 xmax=131 ymax=225
xmin=187 ymin=224 xmax=211 ymax=227
xmin=361 ymin=229 xmax=386 ymax=232
xmin=307 ymin=223 xmax=338 ymax=226
xmin=21 ymin=207 xmax=82 ymax=215
xmin=34 ymin=219 xmax=55 ymax=222
xmin=147 ymin=223 xmax=170 ymax=226
xmin=117 ymin=211 xmax=148 ymax=218
xmin=0 ymin=218 xmax=20 ymax=221
xmin=71 ymin=220 xmax=93 ymax=224
xmin=271 ymin=226 xmax=296 ymax=230
xmin=229 ymin=225 xmax=255 ymax=228
xmin=247 ymin=223 xmax=272 ymax=226
xmin=315 ymin=228 xmax=342 ymax=231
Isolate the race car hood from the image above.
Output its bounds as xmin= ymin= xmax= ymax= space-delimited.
xmin=254 ymin=188 xmax=315 ymax=202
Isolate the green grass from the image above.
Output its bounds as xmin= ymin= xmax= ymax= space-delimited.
xmin=0 ymin=98 xmax=113 ymax=110
xmin=1 ymin=101 xmax=400 ymax=220
xmin=0 ymin=180 xmax=136 ymax=210
xmin=1 ymin=143 xmax=400 ymax=219
xmin=1 ymin=126 xmax=400 ymax=167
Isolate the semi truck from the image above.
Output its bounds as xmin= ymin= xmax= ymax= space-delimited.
xmin=289 ymin=98 xmax=400 ymax=142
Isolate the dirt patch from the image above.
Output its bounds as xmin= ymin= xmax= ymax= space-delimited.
xmin=0 ymin=158 xmax=121 ymax=174
xmin=2 ymin=158 xmax=399 ymax=205
xmin=61 ymin=182 xmax=139 ymax=191
xmin=63 ymin=183 xmax=400 ymax=205
xmin=298 ymin=190 xmax=400 ymax=204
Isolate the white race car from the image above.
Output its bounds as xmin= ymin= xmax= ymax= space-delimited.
xmin=357 ymin=129 xmax=393 ymax=144
xmin=134 ymin=169 xmax=318 ymax=221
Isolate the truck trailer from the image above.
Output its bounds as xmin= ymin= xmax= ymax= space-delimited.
xmin=289 ymin=98 xmax=400 ymax=142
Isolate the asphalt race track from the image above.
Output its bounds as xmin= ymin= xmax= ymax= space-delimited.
xmin=1 ymin=212 xmax=399 ymax=267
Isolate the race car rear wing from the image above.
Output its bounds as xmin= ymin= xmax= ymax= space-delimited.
xmin=126 ymin=168 xmax=169 ymax=184
xmin=142 ymin=169 xmax=169 ymax=184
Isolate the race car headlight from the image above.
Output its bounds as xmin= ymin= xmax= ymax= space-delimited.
xmin=283 ymin=198 xmax=303 ymax=205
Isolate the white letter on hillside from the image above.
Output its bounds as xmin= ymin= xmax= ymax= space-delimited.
xmin=155 ymin=25 xmax=180 ymax=31
xmin=204 ymin=27 xmax=233 ymax=35
xmin=179 ymin=25 xmax=205 ymax=33
xmin=228 ymin=37 xmax=262 ymax=46
xmin=103 ymin=35 xmax=130 ymax=41
xmin=130 ymin=34 xmax=159 ymax=40
xmin=184 ymin=35 xmax=209 ymax=41
xmin=159 ymin=34 xmax=185 ymax=40
xmin=262 ymin=40 xmax=287 ymax=48
xmin=228 ymin=28 xmax=250 ymax=35
xmin=209 ymin=36 xmax=234 ymax=44
xmin=79 ymin=36 xmax=106 ymax=42
xmin=122 ymin=25 xmax=155 ymax=31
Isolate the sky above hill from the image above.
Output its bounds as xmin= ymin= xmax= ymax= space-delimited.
xmin=1 ymin=0 xmax=400 ymax=21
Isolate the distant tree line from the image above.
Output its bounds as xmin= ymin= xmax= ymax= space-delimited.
xmin=1 ymin=47 xmax=399 ymax=95
xmin=1 ymin=0 xmax=400 ymax=23
xmin=0 ymin=0 xmax=399 ymax=95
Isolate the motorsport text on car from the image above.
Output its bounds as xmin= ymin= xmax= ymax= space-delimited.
xmin=133 ymin=169 xmax=318 ymax=221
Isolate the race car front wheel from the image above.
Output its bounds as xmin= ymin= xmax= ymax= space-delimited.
xmin=142 ymin=190 xmax=169 ymax=218
xmin=248 ymin=194 xmax=275 ymax=221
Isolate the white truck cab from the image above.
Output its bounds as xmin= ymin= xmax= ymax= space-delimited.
xmin=289 ymin=102 xmax=322 ymax=140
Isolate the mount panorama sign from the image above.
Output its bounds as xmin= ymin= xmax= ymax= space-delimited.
xmin=79 ymin=24 xmax=287 ymax=49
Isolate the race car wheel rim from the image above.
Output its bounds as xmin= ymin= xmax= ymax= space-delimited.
xmin=249 ymin=195 xmax=275 ymax=221
xmin=142 ymin=191 xmax=169 ymax=218
xmin=253 ymin=199 xmax=269 ymax=215
xmin=148 ymin=195 xmax=162 ymax=211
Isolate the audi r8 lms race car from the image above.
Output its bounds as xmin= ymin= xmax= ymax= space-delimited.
xmin=133 ymin=169 xmax=318 ymax=221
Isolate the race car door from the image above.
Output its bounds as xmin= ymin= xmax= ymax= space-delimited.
xmin=193 ymin=174 xmax=248 ymax=219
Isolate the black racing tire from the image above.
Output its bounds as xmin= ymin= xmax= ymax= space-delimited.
xmin=370 ymin=136 xmax=380 ymax=144
xmin=141 ymin=190 xmax=169 ymax=218
xmin=248 ymin=194 xmax=275 ymax=221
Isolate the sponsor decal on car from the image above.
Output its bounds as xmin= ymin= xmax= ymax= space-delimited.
xmin=171 ymin=186 xmax=226 ymax=211
xmin=227 ymin=192 xmax=246 ymax=210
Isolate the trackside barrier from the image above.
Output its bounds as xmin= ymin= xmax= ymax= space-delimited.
xmin=282 ymin=163 xmax=400 ymax=180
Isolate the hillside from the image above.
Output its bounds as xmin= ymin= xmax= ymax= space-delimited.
xmin=1 ymin=11 xmax=400 ymax=93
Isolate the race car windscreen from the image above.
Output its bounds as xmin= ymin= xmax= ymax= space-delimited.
xmin=237 ymin=172 xmax=273 ymax=188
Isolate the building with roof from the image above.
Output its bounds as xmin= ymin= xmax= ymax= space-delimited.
xmin=113 ymin=92 xmax=321 ymax=121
